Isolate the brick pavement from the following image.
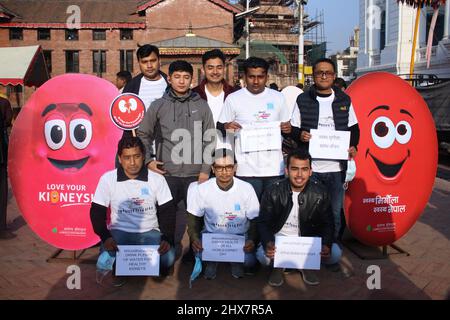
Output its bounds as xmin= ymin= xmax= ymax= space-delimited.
xmin=0 ymin=178 xmax=449 ymax=300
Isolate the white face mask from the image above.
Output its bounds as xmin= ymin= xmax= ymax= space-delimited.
xmin=345 ymin=159 xmax=356 ymax=183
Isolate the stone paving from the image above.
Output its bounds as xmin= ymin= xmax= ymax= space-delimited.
xmin=1 ymin=178 xmax=449 ymax=300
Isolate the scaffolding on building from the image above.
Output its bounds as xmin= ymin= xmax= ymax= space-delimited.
xmin=235 ymin=1 xmax=326 ymax=87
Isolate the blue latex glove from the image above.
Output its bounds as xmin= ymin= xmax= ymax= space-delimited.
xmin=189 ymin=256 xmax=203 ymax=288
xmin=96 ymin=251 xmax=115 ymax=271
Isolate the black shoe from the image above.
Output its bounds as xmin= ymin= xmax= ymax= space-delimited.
xmin=0 ymin=230 xmax=16 ymax=240
xmin=181 ymin=248 xmax=195 ymax=264
xmin=160 ymin=265 xmax=174 ymax=277
xmin=300 ymin=270 xmax=320 ymax=286
xmin=244 ymin=266 xmax=257 ymax=276
xmin=325 ymin=263 xmax=341 ymax=273
xmin=268 ymin=268 xmax=284 ymax=287
xmin=230 ymin=263 xmax=244 ymax=279
xmin=204 ymin=262 xmax=218 ymax=280
xmin=112 ymin=276 xmax=127 ymax=287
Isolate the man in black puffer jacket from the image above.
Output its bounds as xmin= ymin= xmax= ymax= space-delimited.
xmin=290 ymin=58 xmax=360 ymax=242
xmin=256 ymin=149 xmax=342 ymax=287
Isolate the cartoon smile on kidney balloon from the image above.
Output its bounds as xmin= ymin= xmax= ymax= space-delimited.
xmin=9 ymin=74 xmax=122 ymax=250
xmin=345 ymin=72 xmax=438 ymax=246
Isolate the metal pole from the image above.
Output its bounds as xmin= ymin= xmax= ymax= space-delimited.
xmin=409 ymin=6 xmax=421 ymax=79
xmin=298 ymin=1 xmax=304 ymax=85
xmin=246 ymin=0 xmax=250 ymax=59
xmin=444 ymin=0 xmax=450 ymax=40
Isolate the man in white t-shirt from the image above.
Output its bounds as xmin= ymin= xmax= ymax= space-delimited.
xmin=120 ymin=45 xmax=168 ymax=145
xmin=193 ymin=49 xmax=236 ymax=149
xmin=186 ymin=148 xmax=260 ymax=280
xmin=217 ymin=57 xmax=292 ymax=200
xmin=115 ymin=45 xmax=169 ymax=168
xmin=90 ymin=136 xmax=176 ymax=283
xmin=290 ymin=58 xmax=360 ymax=242
xmin=257 ymin=149 xmax=342 ymax=287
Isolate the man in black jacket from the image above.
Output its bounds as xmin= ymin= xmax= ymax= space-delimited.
xmin=257 ymin=149 xmax=342 ymax=287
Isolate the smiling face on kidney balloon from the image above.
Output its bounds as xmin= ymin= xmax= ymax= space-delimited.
xmin=8 ymin=74 xmax=121 ymax=250
xmin=345 ymin=72 xmax=437 ymax=246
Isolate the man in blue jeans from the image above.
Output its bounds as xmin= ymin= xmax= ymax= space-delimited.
xmin=186 ymin=148 xmax=260 ymax=279
xmin=257 ymin=149 xmax=342 ymax=287
xmin=90 ymin=136 xmax=176 ymax=286
xmin=217 ymin=57 xmax=292 ymax=200
xmin=291 ymin=58 xmax=360 ymax=242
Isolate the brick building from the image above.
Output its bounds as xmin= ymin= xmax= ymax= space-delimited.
xmin=0 ymin=0 xmax=241 ymax=106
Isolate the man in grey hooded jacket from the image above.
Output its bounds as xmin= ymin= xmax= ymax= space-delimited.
xmin=137 ymin=60 xmax=216 ymax=256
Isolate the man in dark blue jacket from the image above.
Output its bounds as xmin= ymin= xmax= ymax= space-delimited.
xmin=290 ymin=58 xmax=360 ymax=242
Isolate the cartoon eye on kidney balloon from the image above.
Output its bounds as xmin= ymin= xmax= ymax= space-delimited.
xmin=345 ymin=72 xmax=438 ymax=247
xmin=8 ymin=74 xmax=122 ymax=250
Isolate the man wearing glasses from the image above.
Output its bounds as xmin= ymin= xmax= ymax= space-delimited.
xmin=290 ymin=58 xmax=360 ymax=251
xmin=186 ymin=148 xmax=260 ymax=279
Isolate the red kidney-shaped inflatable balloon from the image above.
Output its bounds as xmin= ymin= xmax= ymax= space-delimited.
xmin=9 ymin=74 xmax=122 ymax=250
xmin=345 ymin=72 xmax=438 ymax=246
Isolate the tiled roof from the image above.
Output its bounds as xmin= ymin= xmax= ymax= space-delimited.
xmin=137 ymin=0 xmax=241 ymax=13
xmin=0 ymin=0 xmax=144 ymax=26
xmin=152 ymin=34 xmax=240 ymax=55
xmin=152 ymin=35 xmax=239 ymax=48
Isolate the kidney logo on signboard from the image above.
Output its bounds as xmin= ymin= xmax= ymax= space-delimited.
xmin=110 ymin=93 xmax=145 ymax=130
xmin=345 ymin=72 xmax=438 ymax=246
xmin=8 ymin=74 xmax=122 ymax=250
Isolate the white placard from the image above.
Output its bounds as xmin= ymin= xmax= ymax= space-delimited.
xmin=309 ymin=129 xmax=350 ymax=160
xmin=240 ymin=122 xmax=282 ymax=153
xmin=115 ymin=245 xmax=160 ymax=276
xmin=273 ymin=236 xmax=322 ymax=270
xmin=202 ymin=233 xmax=245 ymax=263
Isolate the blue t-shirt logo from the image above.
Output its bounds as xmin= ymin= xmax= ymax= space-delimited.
xmin=267 ymin=103 xmax=274 ymax=110
xmin=141 ymin=188 xmax=150 ymax=196
xmin=234 ymin=203 xmax=241 ymax=211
